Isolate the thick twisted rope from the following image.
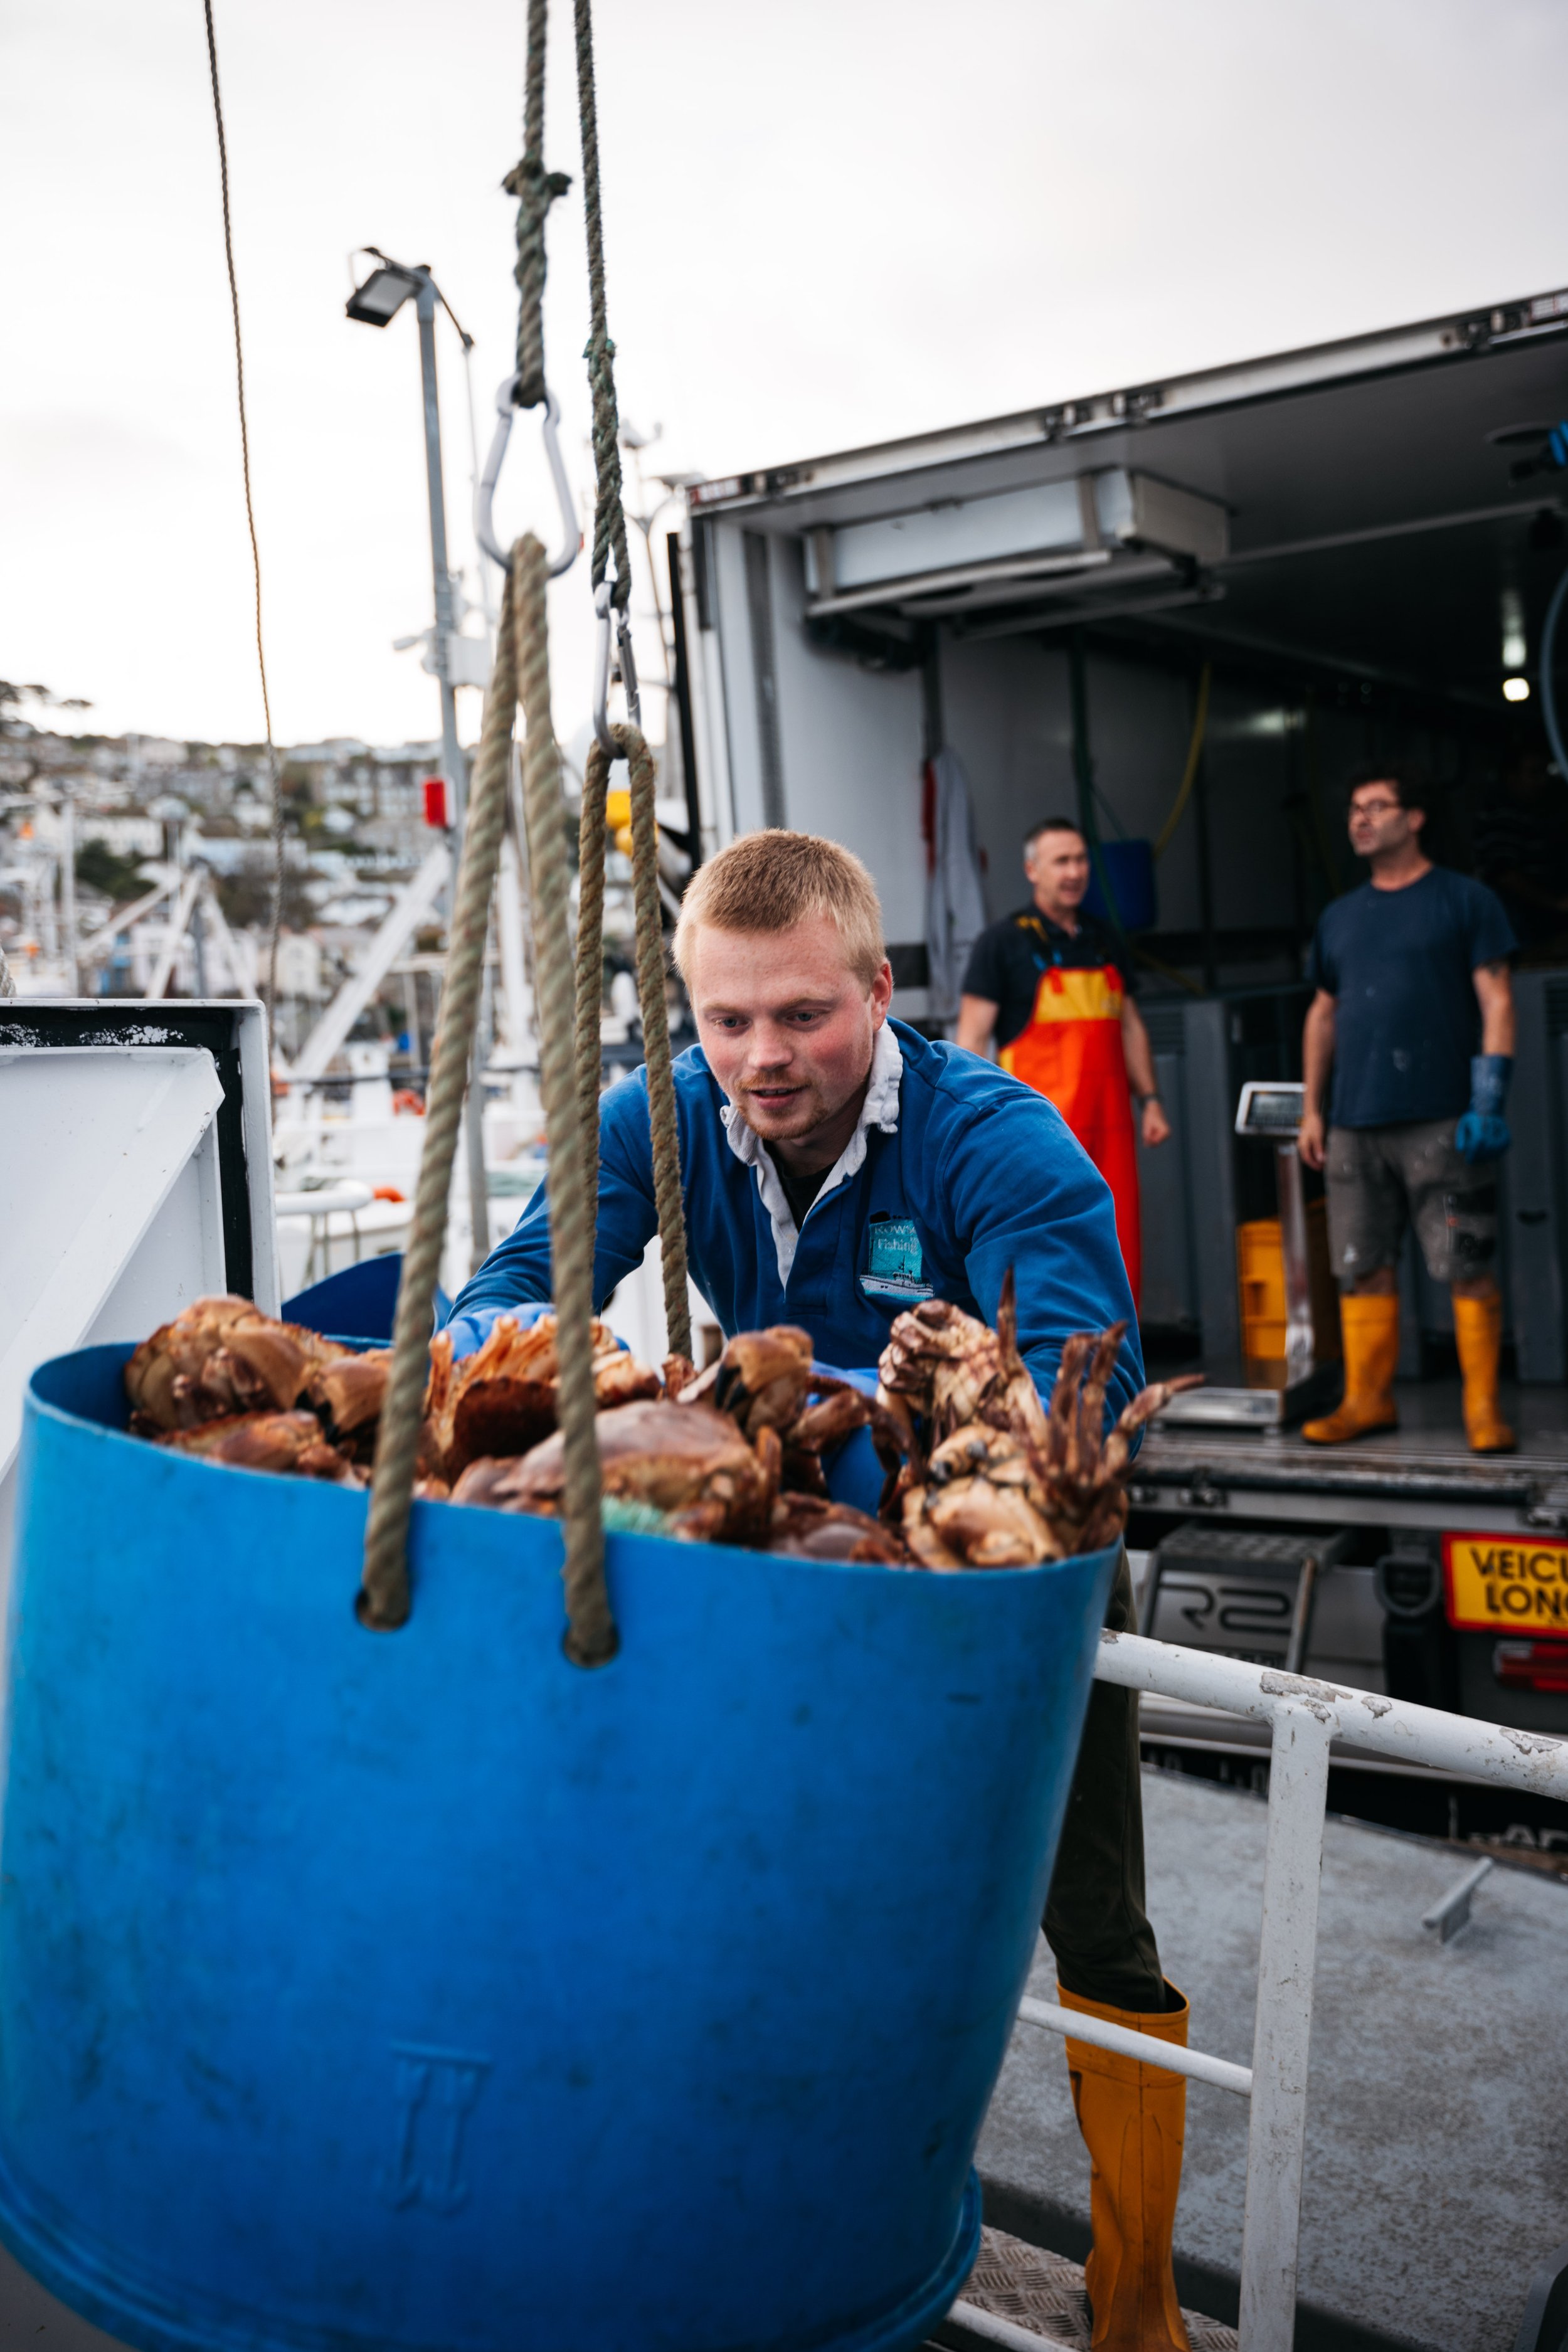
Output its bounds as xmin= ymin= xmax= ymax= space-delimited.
xmin=574 ymin=743 xmax=608 ymax=1236
xmin=359 ymin=544 xmax=615 ymax=1664
xmin=621 ymin=736 xmax=691 ymax=1363
xmin=610 ymin=724 xmax=692 ymax=1362
xmin=514 ymin=538 xmax=613 ymax=1663
xmin=361 ymin=571 xmax=522 ymax=1630
xmin=573 ymin=0 xmax=632 ymax=611
xmin=503 ymin=0 xmax=571 ymax=413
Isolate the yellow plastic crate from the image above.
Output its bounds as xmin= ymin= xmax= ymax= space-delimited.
xmin=1236 ymin=1203 xmax=1342 ymax=1365
xmin=1237 ymin=1218 xmax=1287 ymax=1361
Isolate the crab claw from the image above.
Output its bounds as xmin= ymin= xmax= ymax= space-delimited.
xmin=709 ymin=1326 xmax=815 ymax=1438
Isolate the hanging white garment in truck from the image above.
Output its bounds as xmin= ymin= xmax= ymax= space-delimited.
xmin=924 ymin=747 xmax=988 ymax=1026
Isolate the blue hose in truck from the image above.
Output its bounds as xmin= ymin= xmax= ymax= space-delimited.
xmin=1540 ymin=558 xmax=1568 ymax=785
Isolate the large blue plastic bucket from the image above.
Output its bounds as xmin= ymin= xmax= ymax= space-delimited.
xmin=0 ymin=1347 xmax=1117 ymax=2352
xmin=281 ymin=1255 xmax=452 ymax=1345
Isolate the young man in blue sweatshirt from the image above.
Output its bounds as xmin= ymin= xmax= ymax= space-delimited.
xmin=452 ymin=830 xmax=1194 ymax=2351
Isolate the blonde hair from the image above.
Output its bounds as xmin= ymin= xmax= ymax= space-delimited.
xmin=672 ymin=829 xmax=887 ymax=987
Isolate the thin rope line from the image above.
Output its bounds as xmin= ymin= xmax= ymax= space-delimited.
xmin=575 ymin=739 xmax=608 ymax=1233
xmin=615 ymin=723 xmax=691 ymax=1361
xmin=504 ymin=0 xmax=571 ymax=413
xmin=203 ymin=0 xmax=284 ymax=1017
xmin=573 ymin=0 xmax=632 ymax=610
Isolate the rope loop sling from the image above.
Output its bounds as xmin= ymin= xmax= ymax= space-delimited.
xmin=512 ymin=538 xmax=613 ymax=1664
xmin=360 ymin=545 xmax=612 ymax=1664
xmin=359 ymin=0 xmax=689 ymax=1661
xmin=361 ymin=559 xmax=527 ymax=1631
xmin=578 ymin=728 xmax=692 ymax=1363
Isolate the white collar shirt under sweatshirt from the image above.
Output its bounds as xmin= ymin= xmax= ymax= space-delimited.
xmin=718 ymin=1022 xmax=904 ymax=1287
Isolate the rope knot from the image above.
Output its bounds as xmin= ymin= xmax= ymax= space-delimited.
xmin=503 ymin=156 xmax=573 ymax=212
xmin=507 ymin=156 xmax=573 ymax=412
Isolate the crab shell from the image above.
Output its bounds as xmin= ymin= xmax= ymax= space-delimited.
xmin=425 ymin=1315 xmax=662 ymax=1480
xmin=902 ymin=1421 xmax=1061 ymax=1570
xmin=893 ymin=1333 xmax=1196 ymax=1569
xmin=313 ymin=1350 xmax=393 ymax=1439
xmin=125 ymin=1296 xmax=354 ymax=1435
xmin=677 ymin=1324 xmax=815 ymax=1441
xmin=451 ymin=1398 xmax=778 ymax=1546
xmin=155 ymin=1409 xmax=361 ymax=1484
xmin=766 ymin=1491 xmax=912 ymax=1565
xmin=877 ymin=1287 xmax=1048 ymax=1453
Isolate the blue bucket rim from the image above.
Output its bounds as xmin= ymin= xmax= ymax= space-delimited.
xmin=21 ymin=1340 xmax=1121 ymax=1601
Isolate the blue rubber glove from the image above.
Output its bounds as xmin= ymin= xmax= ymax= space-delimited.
xmin=817 ymin=1366 xmax=886 ymax=1518
xmin=1455 ymin=1054 xmax=1512 ymax=1164
xmin=440 ymin=1300 xmax=556 ymax=1362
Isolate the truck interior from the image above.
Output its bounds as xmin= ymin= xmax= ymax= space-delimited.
xmin=686 ymin=290 xmax=1568 ymax=1777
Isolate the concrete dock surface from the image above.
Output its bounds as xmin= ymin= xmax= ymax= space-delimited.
xmin=978 ymin=1765 xmax=1568 ymax=2352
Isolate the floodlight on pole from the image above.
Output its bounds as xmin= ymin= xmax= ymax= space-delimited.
xmin=342 ymin=247 xmax=468 ymax=824
xmin=344 ymin=242 xmax=492 ymax=1263
xmin=346 ymin=264 xmax=421 ymax=328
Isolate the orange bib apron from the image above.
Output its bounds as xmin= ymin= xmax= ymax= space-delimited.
xmin=999 ymin=958 xmax=1142 ymax=1305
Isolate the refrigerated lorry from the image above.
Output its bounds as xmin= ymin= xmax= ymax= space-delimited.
xmin=674 ymin=284 xmax=1568 ymax=1847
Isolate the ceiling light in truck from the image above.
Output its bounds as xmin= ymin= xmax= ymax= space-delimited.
xmin=802 ymin=469 xmax=1228 ymax=618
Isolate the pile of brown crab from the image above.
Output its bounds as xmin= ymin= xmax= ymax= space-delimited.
xmin=124 ymin=1281 xmax=1197 ymax=1569
xmin=124 ymin=1296 xmax=391 ymax=1483
xmin=876 ymin=1276 xmax=1200 ymax=1567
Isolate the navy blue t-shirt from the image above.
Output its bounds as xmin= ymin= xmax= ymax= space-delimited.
xmin=1306 ymin=869 xmax=1516 ymax=1128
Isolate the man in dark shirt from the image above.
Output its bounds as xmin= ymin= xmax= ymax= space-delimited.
xmin=957 ymin=818 xmax=1168 ymax=1305
xmin=1298 ymin=769 xmax=1517 ymax=1450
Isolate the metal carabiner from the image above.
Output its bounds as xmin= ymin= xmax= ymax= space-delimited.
xmin=474 ymin=374 xmax=579 ymax=580
xmin=591 ymin=582 xmax=642 ymax=755
xmin=592 ymin=581 xmax=616 ymax=754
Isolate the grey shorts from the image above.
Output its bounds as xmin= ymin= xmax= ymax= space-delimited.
xmin=1324 ymin=1119 xmax=1498 ymax=1288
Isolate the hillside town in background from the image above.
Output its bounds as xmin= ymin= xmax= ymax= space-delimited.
xmin=0 ymin=680 xmax=465 ymax=1059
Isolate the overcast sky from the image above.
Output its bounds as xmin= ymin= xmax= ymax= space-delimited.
xmin=3 ymin=0 xmax=1566 ymax=753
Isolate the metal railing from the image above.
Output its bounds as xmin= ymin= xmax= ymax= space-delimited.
xmin=274 ymin=1182 xmax=375 ymax=1288
xmin=970 ymin=1631 xmax=1568 ymax=2352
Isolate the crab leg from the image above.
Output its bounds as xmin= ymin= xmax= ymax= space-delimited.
xmin=1076 ymin=1322 xmax=1127 ymax=1471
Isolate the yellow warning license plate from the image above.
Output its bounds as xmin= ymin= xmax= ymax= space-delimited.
xmin=1444 ymin=1533 xmax=1568 ymax=1634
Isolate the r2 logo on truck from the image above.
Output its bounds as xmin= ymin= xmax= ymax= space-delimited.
xmin=1443 ymin=1534 xmax=1568 ymax=1633
xmin=1148 ymin=1573 xmax=1297 ymax=1667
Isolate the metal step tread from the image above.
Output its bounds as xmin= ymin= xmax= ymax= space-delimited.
xmin=929 ymin=2227 xmax=1237 ymax=2352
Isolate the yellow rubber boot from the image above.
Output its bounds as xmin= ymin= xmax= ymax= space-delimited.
xmin=1060 ymin=1982 xmax=1192 ymax=2352
xmin=1453 ymin=1292 xmax=1515 ymax=1453
xmin=1302 ymin=1291 xmax=1400 ymax=1444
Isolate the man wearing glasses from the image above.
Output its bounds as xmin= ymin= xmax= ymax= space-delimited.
xmin=1297 ymin=769 xmax=1517 ymax=1451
